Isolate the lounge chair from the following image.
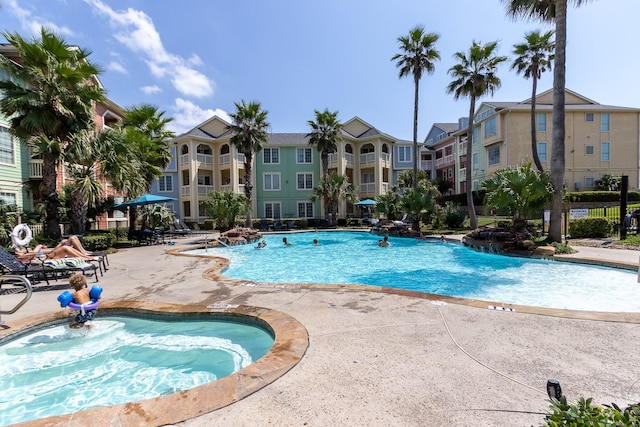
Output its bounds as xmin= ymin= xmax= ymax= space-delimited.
xmin=286 ymin=220 xmax=298 ymax=230
xmin=42 ymin=257 xmax=100 ymax=282
xmin=0 ymin=247 xmax=50 ymax=285
xmin=259 ymin=219 xmax=270 ymax=231
xmin=273 ymin=220 xmax=286 ymax=231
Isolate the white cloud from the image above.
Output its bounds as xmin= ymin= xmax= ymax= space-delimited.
xmin=108 ymin=61 xmax=127 ymax=74
xmin=84 ymin=0 xmax=214 ymax=98
xmin=140 ymin=85 xmax=162 ymax=95
xmin=169 ymin=98 xmax=230 ymax=134
xmin=5 ymin=0 xmax=74 ymax=36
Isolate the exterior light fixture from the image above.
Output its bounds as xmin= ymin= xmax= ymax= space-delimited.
xmin=546 ymin=379 xmax=562 ymax=400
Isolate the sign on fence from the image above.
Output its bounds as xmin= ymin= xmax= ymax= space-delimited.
xmin=569 ymin=209 xmax=589 ymax=219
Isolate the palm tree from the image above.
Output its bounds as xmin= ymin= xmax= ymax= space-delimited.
xmin=0 ymin=28 xmax=105 ymax=239
xmin=482 ymin=162 xmax=553 ymax=232
xmin=400 ymin=180 xmax=440 ymax=232
xmin=512 ymin=30 xmax=555 ymax=172
xmin=446 ymin=40 xmax=508 ymax=230
xmin=307 ymin=109 xmax=343 ymax=221
xmin=227 ymin=100 xmax=270 ymax=228
xmin=375 ymin=191 xmax=403 ymax=221
xmin=503 ymin=0 xmax=591 ymax=242
xmin=391 ymin=26 xmax=440 ymax=188
xmin=310 ymin=174 xmax=358 ymax=225
xmin=118 ymin=104 xmax=174 ymax=233
xmin=202 ymin=191 xmax=248 ymax=231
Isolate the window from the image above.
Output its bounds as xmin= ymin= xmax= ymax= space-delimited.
xmin=472 ymin=126 xmax=480 ymax=144
xmin=585 ymin=145 xmax=595 ymax=155
xmin=296 ymin=147 xmax=312 ymax=164
xmin=447 ymin=168 xmax=453 ymax=178
xmin=585 ymin=113 xmax=594 ymax=122
xmin=263 ymin=148 xmax=280 ymax=164
xmin=472 ymin=153 xmax=479 ymax=170
xmin=585 ymin=177 xmax=595 ymax=188
xmin=537 ymin=142 xmax=547 ymax=162
xmin=484 ymin=117 xmax=496 ymax=139
xmin=601 ymin=142 xmax=610 ymax=161
xmin=0 ymin=125 xmax=15 ymax=164
xmin=158 ymin=175 xmax=173 ymax=192
xmin=488 ymin=146 xmax=500 ymax=166
xmin=601 ymin=113 xmax=610 ymax=132
xmin=264 ymin=202 xmax=281 ymax=219
xmin=0 ymin=192 xmax=16 ymax=206
xmin=472 ymin=180 xmax=479 ymax=191
xmin=297 ymin=201 xmax=313 ymax=218
xmin=296 ymin=173 xmax=313 ymax=190
xmin=537 ymin=113 xmax=547 ymax=132
xmin=398 ymin=146 xmax=412 ymax=162
xmin=263 ymin=173 xmax=281 ymax=191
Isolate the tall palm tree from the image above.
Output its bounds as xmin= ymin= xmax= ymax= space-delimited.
xmin=0 ymin=28 xmax=105 ymax=239
xmin=391 ymin=26 xmax=440 ymax=188
xmin=227 ymin=100 xmax=270 ymax=228
xmin=119 ymin=104 xmax=174 ymax=233
xmin=503 ymin=0 xmax=590 ymax=242
xmin=309 ymin=173 xmax=358 ymax=225
xmin=447 ymin=41 xmax=508 ymax=230
xmin=512 ymin=30 xmax=555 ymax=172
xmin=307 ymin=109 xmax=343 ymax=221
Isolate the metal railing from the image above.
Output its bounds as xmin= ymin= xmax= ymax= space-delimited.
xmin=0 ymin=275 xmax=33 ymax=318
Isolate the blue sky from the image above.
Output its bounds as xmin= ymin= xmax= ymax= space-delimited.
xmin=2 ymin=0 xmax=638 ymax=140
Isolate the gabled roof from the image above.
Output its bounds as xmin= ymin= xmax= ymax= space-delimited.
xmin=341 ymin=116 xmax=396 ymax=141
xmin=265 ymin=133 xmax=309 ymax=146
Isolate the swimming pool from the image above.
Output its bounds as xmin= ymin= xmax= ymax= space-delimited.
xmin=187 ymin=231 xmax=640 ymax=312
xmin=0 ymin=315 xmax=274 ymax=426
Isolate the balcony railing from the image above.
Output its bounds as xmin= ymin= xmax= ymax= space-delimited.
xmin=180 ymin=154 xmax=189 ymax=165
xmin=28 ymin=159 xmax=43 ymax=179
xmin=328 ymin=152 xmax=355 ymax=165
xmin=220 ymin=154 xmax=230 ymax=165
xmin=360 ymin=182 xmax=375 ymax=193
xmin=420 ymin=160 xmax=433 ymax=170
xmin=197 ymin=184 xmax=214 ymax=196
xmin=181 ymin=185 xmax=189 ymax=196
xmin=196 ymin=153 xmax=213 ymax=166
xmin=459 ymin=168 xmax=466 ymax=178
xmin=360 ymin=152 xmax=375 ymax=164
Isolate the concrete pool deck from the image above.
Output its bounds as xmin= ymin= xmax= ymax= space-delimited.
xmin=2 ymin=235 xmax=640 ymax=426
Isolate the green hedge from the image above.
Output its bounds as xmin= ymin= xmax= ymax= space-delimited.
xmin=568 ymin=217 xmax=614 ymax=238
xmin=83 ymin=232 xmax=116 ymax=251
xmin=566 ymin=190 xmax=640 ymax=203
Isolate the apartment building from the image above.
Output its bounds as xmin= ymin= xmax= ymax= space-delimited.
xmin=166 ymin=115 xmax=399 ymax=222
xmin=451 ymin=88 xmax=640 ymax=193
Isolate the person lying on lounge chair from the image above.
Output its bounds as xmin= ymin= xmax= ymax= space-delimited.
xmin=15 ymin=238 xmax=97 ymax=262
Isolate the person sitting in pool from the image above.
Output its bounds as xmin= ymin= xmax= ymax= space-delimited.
xmin=255 ymin=240 xmax=267 ymax=249
xmin=440 ymin=235 xmax=446 ymax=242
xmin=377 ymin=236 xmax=390 ymax=247
xmin=313 ymin=239 xmax=321 ymax=246
xmin=68 ymin=273 xmax=96 ymax=329
xmin=283 ymin=237 xmax=293 ymax=246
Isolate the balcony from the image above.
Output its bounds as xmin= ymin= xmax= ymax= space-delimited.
xmin=220 ymin=153 xmax=230 ymax=165
xmin=197 ymin=185 xmax=214 ymax=196
xmin=420 ymin=160 xmax=433 ymax=170
xmin=181 ymin=185 xmax=189 ymax=197
xmin=360 ymin=152 xmax=376 ymax=165
xmin=179 ymin=153 xmax=189 ymax=166
xmin=360 ymin=182 xmax=375 ymax=193
xmin=196 ymin=153 xmax=213 ymax=166
xmin=328 ymin=152 xmax=355 ymax=165
xmin=28 ymin=159 xmax=43 ymax=179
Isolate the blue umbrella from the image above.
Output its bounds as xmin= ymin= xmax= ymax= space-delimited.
xmin=114 ymin=194 xmax=176 ymax=210
xmin=354 ymin=199 xmax=376 ymax=206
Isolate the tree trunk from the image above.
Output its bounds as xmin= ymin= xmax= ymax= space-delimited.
xmin=412 ymin=75 xmax=420 ymax=188
xmin=549 ymin=0 xmax=567 ymax=242
xmin=70 ymin=187 xmax=87 ymax=235
xmin=531 ymin=74 xmax=544 ymax=172
xmin=321 ymin=152 xmax=330 ymax=221
xmin=41 ymin=151 xmax=62 ymax=239
xmin=128 ymin=206 xmax=137 ymax=234
xmin=244 ymin=152 xmax=253 ymax=228
xmin=466 ymin=97 xmax=478 ymax=229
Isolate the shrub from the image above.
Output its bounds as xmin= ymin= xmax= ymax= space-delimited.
xmin=202 ymin=219 xmax=216 ymax=230
xmin=83 ymin=232 xmax=115 ymax=251
xmin=569 ymin=217 xmax=613 ymax=238
xmin=543 ymin=396 xmax=640 ymax=426
xmin=442 ymin=202 xmax=467 ymax=229
xmin=337 ymin=218 xmax=347 ymax=227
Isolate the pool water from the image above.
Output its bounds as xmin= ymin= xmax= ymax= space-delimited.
xmin=0 ymin=316 xmax=274 ymax=426
xmin=189 ymin=231 xmax=640 ymax=312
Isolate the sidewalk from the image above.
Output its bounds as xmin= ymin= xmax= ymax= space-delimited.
xmin=2 ymin=237 xmax=640 ymax=427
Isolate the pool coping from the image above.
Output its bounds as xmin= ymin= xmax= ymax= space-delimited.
xmin=169 ymin=243 xmax=640 ymax=324
xmin=1 ymin=301 xmax=309 ymax=427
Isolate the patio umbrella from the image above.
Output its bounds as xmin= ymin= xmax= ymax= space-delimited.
xmin=354 ymin=199 xmax=376 ymax=206
xmin=114 ymin=194 xmax=176 ymax=211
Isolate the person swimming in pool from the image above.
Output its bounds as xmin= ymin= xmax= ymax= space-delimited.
xmin=68 ymin=273 xmax=96 ymax=329
xmin=313 ymin=239 xmax=321 ymax=246
xmin=377 ymin=236 xmax=390 ymax=247
xmin=255 ymin=240 xmax=267 ymax=249
xmin=283 ymin=237 xmax=293 ymax=246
